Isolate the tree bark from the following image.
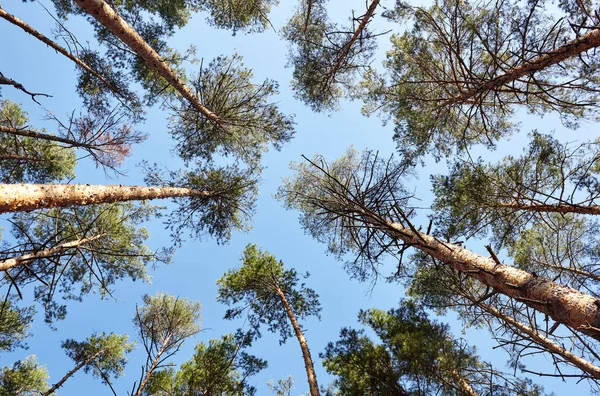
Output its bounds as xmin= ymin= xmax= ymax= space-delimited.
xmin=468 ymin=296 xmax=600 ymax=379
xmin=498 ymin=201 xmax=600 ymax=215
xmin=73 ymin=0 xmax=223 ymax=125
xmin=0 ymin=184 xmax=210 ymax=214
xmin=449 ymin=369 xmax=479 ymax=396
xmin=448 ymin=27 xmax=600 ymax=104
xmin=42 ymin=349 xmax=104 ymax=395
xmin=272 ymin=278 xmax=320 ymax=396
xmin=356 ymin=209 xmax=600 ymax=341
xmin=327 ymin=0 xmax=380 ymax=81
xmin=0 ymin=125 xmax=101 ymax=151
xmin=0 ymin=5 xmax=123 ymax=99
xmin=0 ymin=234 xmax=106 ymax=271
xmin=134 ymin=333 xmax=173 ymax=396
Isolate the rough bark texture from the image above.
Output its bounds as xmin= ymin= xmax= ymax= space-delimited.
xmin=498 ymin=202 xmax=600 ymax=215
xmin=360 ymin=211 xmax=600 ymax=340
xmin=42 ymin=349 xmax=104 ymax=396
xmin=0 ymin=6 xmax=122 ymax=97
xmin=448 ymin=27 xmax=600 ymax=104
xmin=0 ymin=125 xmax=99 ymax=151
xmin=328 ymin=0 xmax=380 ymax=80
xmin=272 ymin=279 xmax=320 ymax=396
xmin=471 ymin=298 xmax=600 ymax=378
xmin=73 ymin=0 xmax=223 ymax=125
xmin=0 ymin=234 xmax=106 ymax=271
xmin=0 ymin=184 xmax=210 ymax=213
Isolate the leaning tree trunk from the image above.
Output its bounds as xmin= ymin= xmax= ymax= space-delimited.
xmin=350 ymin=208 xmax=600 ymax=341
xmin=0 ymin=234 xmax=106 ymax=271
xmin=73 ymin=0 xmax=223 ymax=125
xmin=449 ymin=370 xmax=479 ymax=396
xmin=42 ymin=349 xmax=105 ymax=396
xmin=498 ymin=201 xmax=600 ymax=215
xmin=0 ymin=6 xmax=124 ymax=100
xmin=271 ymin=277 xmax=320 ymax=396
xmin=0 ymin=125 xmax=104 ymax=151
xmin=448 ymin=27 xmax=600 ymax=104
xmin=133 ymin=333 xmax=173 ymax=396
xmin=0 ymin=184 xmax=210 ymax=214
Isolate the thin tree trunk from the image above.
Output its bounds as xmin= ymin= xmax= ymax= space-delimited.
xmin=448 ymin=27 xmax=600 ymax=104
xmin=467 ymin=296 xmax=600 ymax=378
xmin=271 ymin=277 xmax=320 ymax=396
xmin=0 ymin=6 xmax=123 ymax=99
xmin=0 ymin=234 xmax=106 ymax=271
xmin=327 ymin=0 xmax=380 ymax=81
xmin=498 ymin=201 xmax=600 ymax=215
xmin=0 ymin=184 xmax=211 ymax=214
xmin=73 ymin=0 xmax=223 ymax=126
xmin=42 ymin=349 xmax=104 ymax=395
xmin=449 ymin=370 xmax=479 ymax=396
xmin=134 ymin=333 xmax=173 ymax=396
xmin=355 ymin=209 xmax=600 ymax=340
xmin=0 ymin=125 xmax=99 ymax=151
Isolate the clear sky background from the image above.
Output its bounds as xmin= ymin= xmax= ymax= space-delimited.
xmin=0 ymin=0 xmax=597 ymax=394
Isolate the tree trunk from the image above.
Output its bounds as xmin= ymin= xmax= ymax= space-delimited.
xmin=272 ymin=278 xmax=320 ymax=396
xmin=0 ymin=184 xmax=210 ymax=214
xmin=498 ymin=201 xmax=600 ymax=215
xmin=0 ymin=125 xmax=101 ymax=151
xmin=134 ymin=333 xmax=173 ymax=396
xmin=0 ymin=153 xmax=45 ymax=162
xmin=356 ymin=209 xmax=600 ymax=341
xmin=468 ymin=296 xmax=600 ymax=378
xmin=449 ymin=370 xmax=479 ymax=396
xmin=42 ymin=349 xmax=104 ymax=395
xmin=448 ymin=27 xmax=600 ymax=104
xmin=0 ymin=234 xmax=106 ymax=271
xmin=0 ymin=6 xmax=123 ymax=100
xmin=73 ymin=0 xmax=223 ymax=126
xmin=327 ymin=0 xmax=380 ymax=81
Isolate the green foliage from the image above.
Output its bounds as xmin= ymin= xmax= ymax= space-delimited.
xmin=145 ymin=332 xmax=267 ymax=395
xmin=0 ymin=356 xmax=49 ymax=396
xmin=217 ymin=244 xmax=321 ymax=342
xmin=0 ymin=100 xmax=76 ymax=183
xmin=0 ymin=298 xmax=35 ymax=352
xmin=358 ymin=0 xmax=599 ymax=164
xmin=62 ymin=332 xmax=134 ymax=384
xmin=322 ymin=300 xmax=545 ymax=395
xmin=198 ymin=0 xmax=279 ymax=34
xmin=144 ymin=163 xmax=259 ymax=244
xmin=169 ymin=54 xmax=295 ymax=168
xmin=6 ymin=202 xmax=165 ymax=324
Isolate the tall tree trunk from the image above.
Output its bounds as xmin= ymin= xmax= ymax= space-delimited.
xmin=271 ymin=277 xmax=320 ymax=396
xmin=134 ymin=333 xmax=173 ymax=396
xmin=73 ymin=0 xmax=223 ymax=126
xmin=498 ymin=201 xmax=600 ymax=215
xmin=466 ymin=295 xmax=600 ymax=378
xmin=327 ymin=0 xmax=380 ymax=81
xmin=353 ymin=209 xmax=600 ymax=340
xmin=0 ymin=6 xmax=123 ymax=100
xmin=0 ymin=234 xmax=106 ymax=271
xmin=448 ymin=27 xmax=600 ymax=104
xmin=42 ymin=349 xmax=104 ymax=395
xmin=0 ymin=184 xmax=210 ymax=214
xmin=0 ymin=125 xmax=102 ymax=151
xmin=449 ymin=370 xmax=479 ymax=396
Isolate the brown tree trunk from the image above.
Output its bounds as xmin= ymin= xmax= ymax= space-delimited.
xmin=272 ymin=278 xmax=320 ymax=396
xmin=0 ymin=234 xmax=106 ymax=271
xmin=327 ymin=0 xmax=380 ymax=81
xmin=356 ymin=210 xmax=600 ymax=341
xmin=0 ymin=184 xmax=210 ymax=214
xmin=42 ymin=349 xmax=104 ymax=395
xmin=73 ymin=0 xmax=223 ymax=126
xmin=448 ymin=27 xmax=600 ymax=104
xmin=449 ymin=370 xmax=479 ymax=396
xmin=0 ymin=125 xmax=100 ymax=151
xmin=498 ymin=201 xmax=600 ymax=215
xmin=469 ymin=297 xmax=600 ymax=378
xmin=0 ymin=6 xmax=123 ymax=99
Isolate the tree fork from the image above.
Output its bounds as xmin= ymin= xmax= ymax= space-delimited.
xmin=73 ymin=0 xmax=224 ymax=126
xmin=0 ymin=184 xmax=210 ymax=214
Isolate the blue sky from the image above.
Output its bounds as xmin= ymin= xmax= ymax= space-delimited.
xmin=0 ymin=0 xmax=597 ymax=394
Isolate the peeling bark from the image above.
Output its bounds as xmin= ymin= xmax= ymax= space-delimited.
xmin=73 ymin=0 xmax=223 ymax=125
xmin=0 ymin=184 xmax=210 ymax=214
xmin=272 ymin=278 xmax=320 ymax=396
